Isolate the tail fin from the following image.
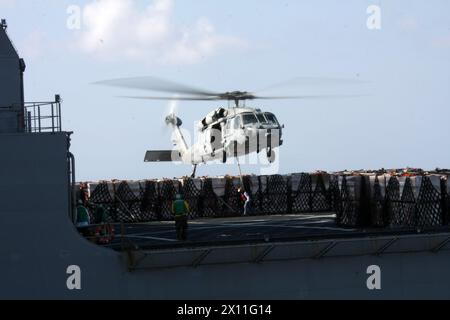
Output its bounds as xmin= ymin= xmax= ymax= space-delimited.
xmin=165 ymin=113 xmax=189 ymax=155
xmin=144 ymin=113 xmax=189 ymax=163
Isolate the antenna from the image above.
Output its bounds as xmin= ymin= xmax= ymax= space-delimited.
xmin=1 ymin=19 xmax=7 ymax=30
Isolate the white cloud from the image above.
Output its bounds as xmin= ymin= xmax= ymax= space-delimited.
xmin=74 ymin=0 xmax=245 ymax=64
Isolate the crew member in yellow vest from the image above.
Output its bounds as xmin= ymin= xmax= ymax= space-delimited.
xmin=172 ymin=194 xmax=190 ymax=241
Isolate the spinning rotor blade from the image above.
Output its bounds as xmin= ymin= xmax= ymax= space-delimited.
xmin=119 ymin=94 xmax=369 ymax=102
xmin=97 ymin=75 xmax=370 ymax=104
xmin=118 ymin=95 xmax=221 ymax=101
xmin=256 ymin=77 xmax=369 ymax=93
xmin=95 ymin=76 xmax=220 ymax=97
xmin=252 ymin=94 xmax=370 ymax=100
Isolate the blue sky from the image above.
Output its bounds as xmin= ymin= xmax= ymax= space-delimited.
xmin=1 ymin=0 xmax=450 ymax=181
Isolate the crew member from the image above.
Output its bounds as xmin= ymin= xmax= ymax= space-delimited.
xmin=93 ymin=204 xmax=110 ymax=224
xmin=172 ymin=194 xmax=190 ymax=241
xmin=93 ymin=205 xmax=115 ymax=245
xmin=238 ymin=188 xmax=252 ymax=216
xmin=76 ymin=200 xmax=91 ymax=237
xmin=76 ymin=200 xmax=91 ymax=227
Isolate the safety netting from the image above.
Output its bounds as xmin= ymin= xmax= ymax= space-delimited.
xmin=289 ymin=173 xmax=332 ymax=213
xmin=223 ymin=177 xmax=242 ymax=216
xmin=369 ymin=176 xmax=386 ymax=227
xmin=201 ymin=178 xmax=220 ymax=218
xmin=88 ymin=182 xmax=114 ymax=222
xmin=334 ymin=176 xmax=360 ymax=227
xmin=158 ymin=180 xmax=179 ymax=220
xmin=415 ymin=177 xmax=442 ymax=228
xmin=140 ymin=180 xmax=159 ymax=221
xmin=80 ymin=172 xmax=450 ymax=229
xmin=250 ymin=176 xmax=266 ymax=216
xmin=385 ymin=177 xmax=404 ymax=227
xmin=181 ymin=179 xmax=202 ymax=219
xmin=261 ymin=175 xmax=289 ymax=215
xmin=291 ymin=174 xmax=311 ymax=213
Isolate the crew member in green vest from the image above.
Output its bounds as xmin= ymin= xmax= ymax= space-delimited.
xmin=76 ymin=200 xmax=91 ymax=227
xmin=76 ymin=200 xmax=91 ymax=238
xmin=93 ymin=205 xmax=110 ymax=224
xmin=172 ymin=194 xmax=190 ymax=241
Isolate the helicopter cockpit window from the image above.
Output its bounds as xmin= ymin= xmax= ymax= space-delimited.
xmin=242 ymin=114 xmax=258 ymax=126
xmin=256 ymin=114 xmax=267 ymax=124
xmin=264 ymin=113 xmax=278 ymax=125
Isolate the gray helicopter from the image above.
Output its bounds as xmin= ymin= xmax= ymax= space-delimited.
xmin=96 ymin=76 xmax=365 ymax=177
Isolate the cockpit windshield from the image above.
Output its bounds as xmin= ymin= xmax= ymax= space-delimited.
xmin=264 ymin=113 xmax=278 ymax=125
xmin=256 ymin=114 xmax=267 ymax=124
xmin=242 ymin=113 xmax=258 ymax=126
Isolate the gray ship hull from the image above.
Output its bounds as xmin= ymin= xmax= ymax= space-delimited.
xmin=1 ymin=133 xmax=450 ymax=300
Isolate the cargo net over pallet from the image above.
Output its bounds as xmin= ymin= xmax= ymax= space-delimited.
xmin=330 ymin=174 xmax=449 ymax=229
xmin=78 ymin=173 xmax=450 ymax=229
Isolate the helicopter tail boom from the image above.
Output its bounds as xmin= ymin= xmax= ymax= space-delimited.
xmin=144 ymin=112 xmax=191 ymax=164
xmin=144 ymin=150 xmax=182 ymax=162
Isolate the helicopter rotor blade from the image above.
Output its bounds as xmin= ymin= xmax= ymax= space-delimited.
xmin=95 ymin=76 xmax=221 ymax=97
xmin=118 ymin=93 xmax=369 ymax=102
xmin=255 ymin=77 xmax=370 ymax=93
xmin=96 ymin=75 xmax=371 ymax=104
xmin=117 ymin=95 xmax=222 ymax=101
xmin=253 ymin=94 xmax=370 ymax=100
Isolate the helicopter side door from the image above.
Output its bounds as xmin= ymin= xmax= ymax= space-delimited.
xmin=224 ymin=115 xmax=247 ymax=158
xmin=224 ymin=116 xmax=241 ymax=143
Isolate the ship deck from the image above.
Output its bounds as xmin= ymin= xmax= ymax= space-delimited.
xmin=104 ymin=214 xmax=448 ymax=251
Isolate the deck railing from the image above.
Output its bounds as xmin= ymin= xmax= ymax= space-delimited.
xmin=24 ymin=95 xmax=62 ymax=133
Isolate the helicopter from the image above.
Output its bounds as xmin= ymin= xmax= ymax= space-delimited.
xmin=96 ymin=76 xmax=366 ymax=177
